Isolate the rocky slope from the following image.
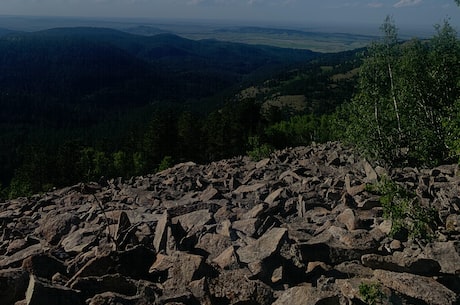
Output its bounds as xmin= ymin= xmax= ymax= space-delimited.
xmin=1 ymin=142 xmax=459 ymax=305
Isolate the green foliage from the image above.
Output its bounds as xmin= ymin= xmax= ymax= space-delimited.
xmin=359 ymin=282 xmax=385 ymax=305
xmin=247 ymin=136 xmax=273 ymax=161
xmin=367 ymin=176 xmax=437 ymax=240
xmin=264 ymin=114 xmax=337 ymax=149
xmin=157 ymin=156 xmax=174 ymax=172
xmin=0 ymin=28 xmax=360 ymax=199
xmin=342 ymin=17 xmax=460 ymax=166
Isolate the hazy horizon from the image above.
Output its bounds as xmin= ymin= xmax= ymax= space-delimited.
xmin=0 ymin=0 xmax=459 ymax=34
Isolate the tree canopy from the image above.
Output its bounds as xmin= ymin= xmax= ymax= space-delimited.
xmin=340 ymin=17 xmax=460 ymax=166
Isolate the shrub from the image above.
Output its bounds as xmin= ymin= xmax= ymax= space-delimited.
xmin=359 ymin=282 xmax=386 ymax=305
xmin=247 ymin=136 xmax=273 ymax=161
xmin=367 ymin=176 xmax=437 ymax=241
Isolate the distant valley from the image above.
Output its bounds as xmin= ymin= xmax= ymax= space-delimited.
xmin=0 ymin=15 xmax=380 ymax=52
xmin=0 ymin=24 xmax=363 ymax=198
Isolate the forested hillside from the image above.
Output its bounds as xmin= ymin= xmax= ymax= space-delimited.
xmin=1 ymin=17 xmax=459 ymax=200
xmin=0 ymin=27 xmax=325 ymax=198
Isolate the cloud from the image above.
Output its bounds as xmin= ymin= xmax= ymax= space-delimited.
xmin=393 ymin=0 xmax=422 ymax=8
xmin=368 ymin=2 xmax=383 ymax=8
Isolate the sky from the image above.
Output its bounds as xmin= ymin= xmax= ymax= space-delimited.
xmin=1 ymin=0 xmax=459 ymax=30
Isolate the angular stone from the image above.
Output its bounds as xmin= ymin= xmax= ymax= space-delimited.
xmin=0 ymin=268 xmax=29 ymax=305
xmin=212 ymin=246 xmax=239 ymax=270
xmin=336 ymin=208 xmax=357 ymax=231
xmin=424 ymin=241 xmax=460 ymax=274
xmin=61 ymin=228 xmax=97 ymax=253
xmin=68 ymin=245 xmax=156 ymax=283
xmin=87 ymin=291 xmax=146 ymax=305
xmin=334 ymin=261 xmax=374 ymax=278
xmin=256 ymin=158 xmax=270 ymax=169
xmin=232 ymin=218 xmax=260 ymax=237
xmin=236 ymin=227 xmax=287 ymax=264
xmin=200 ymin=186 xmax=221 ymax=202
xmin=26 ymin=275 xmax=84 ymax=305
xmin=362 ymin=253 xmax=441 ymax=276
xmin=153 ymin=211 xmax=169 ymax=253
xmin=70 ymin=274 xmax=150 ymax=299
xmin=158 ymin=252 xmax=211 ymax=297
xmin=272 ymin=284 xmax=340 ymax=305
xmin=0 ymin=244 xmax=46 ymax=269
xmin=374 ymin=269 xmax=457 ymax=305
xmin=172 ymin=209 xmax=213 ymax=236
xmin=36 ymin=211 xmax=79 ymax=245
xmin=22 ymin=254 xmax=66 ymax=280
xmin=242 ymin=203 xmax=267 ymax=220
xmin=189 ymin=278 xmax=212 ymax=305
xmin=209 ymin=269 xmax=274 ymax=305
xmin=264 ymin=188 xmax=284 ymax=205
xmin=114 ymin=211 xmax=132 ymax=249
xmin=363 ymin=160 xmax=378 ymax=182
xmin=6 ymin=239 xmax=33 ymax=255
xmin=298 ymin=228 xmax=379 ymax=265
xmin=196 ymin=233 xmax=232 ymax=261
xmin=234 ymin=183 xmax=267 ymax=194
xmin=271 ymin=266 xmax=283 ymax=284
xmin=337 ymin=278 xmax=391 ymax=305
xmin=215 ymin=219 xmax=232 ymax=237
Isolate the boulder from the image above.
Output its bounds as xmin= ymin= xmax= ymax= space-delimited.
xmin=61 ymin=227 xmax=97 ymax=253
xmin=424 ymin=241 xmax=460 ymax=274
xmin=236 ymin=227 xmax=287 ymax=264
xmin=25 ymin=275 xmax=84 ymax=305
xmin=362 ymin=252 xmax=441 ymax=276
xmin=153 ymin=211 xmax=169 ymax=253
xmin=272 ymin=284 xmax=341 ymax=305
xmin=195 ymin=233 xmax=233 ymax=261
xmin=68 ymin=245 xmax=156 ymax=284
xmin=36 ymin=211 xmax=79 ymax=245
xmin=0 ymin=244 xmax=46 ymax=269
xmin=22 ymin=254 xmax=66 ymax=279
xmin=0 ymin=268 xmax=29 ymax=305
xmin=171 ymin=209 xmax=213 ymax=237
xmin=212 ymin=246 xmax=239 ymax=270
xmin=373 ymin=269 xmax=457 ymax=305
xmin=209 ymin=269 xmax=274 ymax=305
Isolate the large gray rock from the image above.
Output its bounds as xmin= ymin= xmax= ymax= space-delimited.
xmin=362 ymin=252 xmax=441 ymax=276
xmin=36 ymin=211 xmax=79 ymax=245
xmin=22 ymin=254 xmax=67 ymax=280
xmin=236 ymin=227 xmax=287 ymax=264
xmin=61 ymin=227 xmax=97 ymax=253
xmin=26 ymin=275 xmax=84 ymax=305
xmin=153 ymin=211 xmax=169 ymax=253
xmin=0 ymin=268 xmax=29 ymax=305
xmin=171 ymin=209 xmax=213 ymax=236
xmin=87 ymin=291 xmax=146 ymax=305
xmin=298 ymin=227 xmax=380 ymax=265
xmin=424 ymin=241 xmax=460 ymax=274
xmin=272 ymin=284 xmax=341 ymax=305
xmin=0 ymin=244 xmax=46 ymax=269
xmin=195 ymin=233 xmax=233 ymax=261
xmin=374 ymin=269 xmax=458 ymax=305
xmin=212 ymin=246 xmax=239 ymax=270
xmin=209 ymin=269 xmax=274 ymax=305
xmin=68 ymin=245 xmax=156 ymax=284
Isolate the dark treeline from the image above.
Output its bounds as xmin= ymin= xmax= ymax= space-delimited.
xmin=0 ymin=27 xmax=322 ymax=198
xmin=0 ymin=29 xmax=360 ymax=199
xmin=3 ymin=18 xmax=458 ymax=200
